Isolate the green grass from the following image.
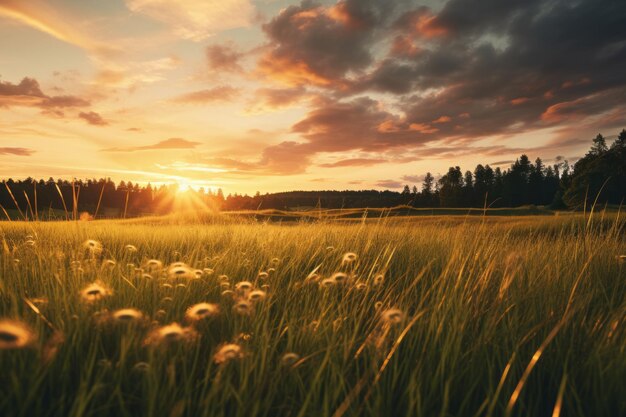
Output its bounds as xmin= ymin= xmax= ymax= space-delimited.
xmin=0 ymin=214 xmax=624 ymax=417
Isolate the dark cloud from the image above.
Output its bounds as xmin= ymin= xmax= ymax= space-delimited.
xmin=258 ymin=0 xmax=402 ymax=87
xmin=103 ymin=138 xmax=201 ymax=152
xmin=79 ymin=111 xmax=108 ymax=126
xmin=0 ymin=147 xmax=35 ymax=156
xmin=171 ymin=86 xmax=239 ymax=104
xmin=248 ymin=0 xmax=626 ymax=173
xmin=0 ymin=77 xmax=89 ymax=109
xmin=206 ymin=44 xmax=244 ymax=72
xmin=248 ymin=87 xmax=309 ymax=111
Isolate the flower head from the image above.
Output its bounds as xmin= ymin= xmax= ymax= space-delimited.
xmin=83 ymin=239 xmax=103 ymax=254
xmin=280 ymin=352 xmax=300 ymax=367
xmin=233 ymin=300 xmax=253 ymax=315
xmin=342 ymin=252 xmax=357 ymax=264
xmin=144 ymin=323 xmax=198 ymax=347
xmin=248 ymin=290 xmax=267 ymax=302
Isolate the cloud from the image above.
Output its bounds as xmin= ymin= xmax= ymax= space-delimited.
xmin=375 ymin=180 xmax=403 ymax=189
xmin=401 ymin=175 xmax=423 ymax=183
xmin=246 ymin=87 xmax=309 ymax=113
xmin=319 ymin=158 xmax=386 ymax=168
xmin=258 ymin=0 xmax=400 ymax=87
xmin=78 ymin=111 xmax=108 ymax=126
xmin=170 ymin=86 xmax=239 ymax=104
xmin=103 ymin=138 xmax=202 ymax=152
xmin=125 ymin=0 xmax=254 ymax=40
xmin=0 ymin=0 xmax=118 ymax=57
xmin=0 ymin=77 xmax=89 ymax=109
xmin=206 ymin=44 xmax=245 ymax=72
xmin=0 ymin=147 xmax=35 ymax=156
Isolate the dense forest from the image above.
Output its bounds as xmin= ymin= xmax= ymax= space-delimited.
xmin=0 ymin=130 xmax=624 ymax=219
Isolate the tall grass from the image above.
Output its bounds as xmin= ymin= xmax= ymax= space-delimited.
xmin=0 ymin=215 xmax=624 ymax=417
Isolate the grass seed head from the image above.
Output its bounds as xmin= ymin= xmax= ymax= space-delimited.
xmin=342 ymin=252 xmax=357 ymax=264
xmin=167 ymin=263 xmax=194 ymax=280
xmin=235 ymin=281 xmax=253 ymax=292
xmin=144 ymin=323 xmax=198 ymax=347
xmin=280 ymin=352 xmax=300 ymax=367
xmin=185 ymin=303 xmax=219 ymax=321
xmin=381 ymin=308 xmax=404 ymax=324
xmin=233 ymin=299 xmax=253 ymax=315
xmin=0 ymin=320 xmax=36 ymax=349
xmin=83 ymin=239 xmax=103 ymax=254
xmin=112 ymin=308 xmax=144 ymax=323
xmin=80 ymin=282 xmax=112 ymax=303
xmin=331 ymin=272 xmax=349 ymax=284
xmin=124 ymin=244 xmax=138 ymax=253
xmin=248 ymin=290 xmax=267 ymax=302
xmin=214 ymin=343 xmax=243 ymax=364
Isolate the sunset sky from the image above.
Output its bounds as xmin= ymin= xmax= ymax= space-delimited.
xmin=1 ymin=0 xmax=625 ymax=194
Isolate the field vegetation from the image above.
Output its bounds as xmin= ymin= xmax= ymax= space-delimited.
xmin=0 ymin=212 xmax=624 ymax=417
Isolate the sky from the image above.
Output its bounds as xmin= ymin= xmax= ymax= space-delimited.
xmin=0 ymin=0 xmax=625 ymax=194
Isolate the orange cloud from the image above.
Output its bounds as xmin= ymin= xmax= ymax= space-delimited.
xmin=103 ymin=138 xmax=202 ymax=152
xmin=170 ymin=86 xmax=239 ymax=104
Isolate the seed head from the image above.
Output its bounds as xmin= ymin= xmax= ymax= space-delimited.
xmin=83 ymin=239 xmax=103 ymax=254
xmin=248 ymin=290 xmax=267 ymax=302
xmin=280 ymin=352 xmax=300 ymax=367
xmin=373 ymin=274 xmax=385 ymax=285
xmin=185 ymin=303 xmax=219 ymax=321
xmin=235 ymin=281 xmax=253 ymax=292
xmin=0 ymin=320 xmax=36 ymax=349
xmin=381 ymin=308 xmax=404 ymax=324
xmin=112 ymin=308 xmax=144 ymax=322
xmin=233 ymin=300 xmax=253 ymax=315
xmin=257 ymin=271 xmax=269 ymax=279
xmin=167 ymin=263 xmax=194 ymax=280
xmin=124 ymin=244 xmax=138 ymax=253
xmin=213 ymin=343 xmax=243 ymax=364
xmin=145 ymin=259 xmax=163 ymax=272
xmin=144 ymin=323 xmax=198 ymax=347
xmin=342 ymin=252 xmax=357 ymax=264
xmin=331 ymin=272 xmax=349 ymax=284
xmin=80 ymin=282 xmax=112 ymax=302
xmin=320 ymin=278 xmax=335 ymax=288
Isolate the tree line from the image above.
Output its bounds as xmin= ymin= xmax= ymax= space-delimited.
xmin=0 ymin=130 xmax=624 ymax=218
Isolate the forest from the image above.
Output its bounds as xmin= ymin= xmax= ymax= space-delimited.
xmin=0 ymin=130 xmax=624 ymax=218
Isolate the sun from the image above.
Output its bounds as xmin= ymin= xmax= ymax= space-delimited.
xmin=176 ymin=181 xmax=192 ymax=193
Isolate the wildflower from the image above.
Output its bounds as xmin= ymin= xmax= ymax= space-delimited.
xmin=83 ymin=239 xmax=103 ymax=254
xmin=326 ymin=246 xmax=334 ymax=251
xmin=25 ymin=239 xmax=36 ymax=247
xmin=144 ymin=323 xmax=198 ymax=346
xmin=355 ymin=283 xmax=368 ymax=291
xmin=373 ymin=274 xmax=385 ymax=285
xmin=154 ymin=309 xmax=167 ymax=320
xmin=124 ymin=244 xmax=138 ymax=253
xmin=167 ymin=263 xmax=194 ymax=280
xmin=220 ymin=282 xmax=231 ymax=290
xmin=142 ymin=273 xmax=153 ymax=280
xmin=160 ymin=283 xmax=173 ymax=290
xmin=617 ymin=255 xmax=626 ymax=264
xmin=203 ymin=268 xmax=214 ymax=276
xmin=80 ymin=282 xmax=112 ymax=302
xmin=342 ymin=252 xmax=357 ymax=264
xmin=267 ymin=267 xmax=276 ymax=273
xmin=261 ymin=284 xmax=270 ymax=291
xmin=280 ymin=352 xmax=300 ymax=367
xmin=271 ymin=257 xmax=280 ymax=265
xmin=161 ymin=297 xmax=173 ymax=305
xmin=185 ymin=303 xmax=219 ymax=321
xmin=257 ymin=271 xmax=269 ymax=279
xmin=233 ymin=300 xmax=253 ymax=315
xmin=374 ymin=301 xmax=383 ymax=310
xmin=381 ymin=308 xmax=404 ymax=324
xmin=0 ymin=320 xmax=36 ymax=349
xmin=221 ymin=290 xmax=234 ymax=298
xmin=331 ymin=272 xmax=349 ymax=284
xmin=193 ymin=269 xmax=203 ymax=279
xmin=213 ymin=343 xmax=243 ymax=364
xmin=112 ymin=308 xmax=143 ymax=322
xmin=305 ymin=273 xmax=320 ymax=283
xmin=248 ymin=290 xmax=267 ymax=302
xmin=235 ymin=281 xmax=253 ymax=292
xmin=175 ymin=283 xmax=186 ymax=289
xmin=218 ymin=274 xmax=229 ymax=281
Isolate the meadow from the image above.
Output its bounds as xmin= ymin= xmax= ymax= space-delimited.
xmin=0 ymin=213 xmax=624 ymax=417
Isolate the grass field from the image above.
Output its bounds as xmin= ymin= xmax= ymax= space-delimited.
xmin=0 ymin=213 xmax=624 ymax=417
